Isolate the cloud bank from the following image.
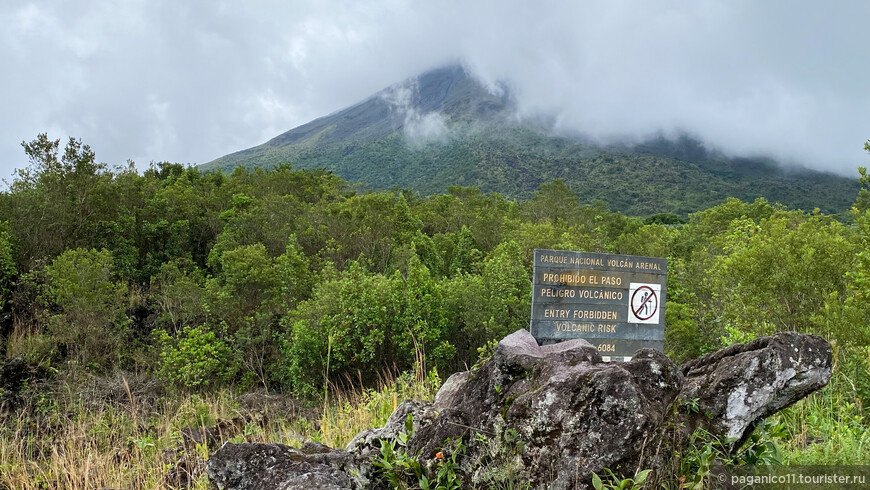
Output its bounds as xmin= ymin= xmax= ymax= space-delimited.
xmin=0 ymin=0 xmax=868 ymax=177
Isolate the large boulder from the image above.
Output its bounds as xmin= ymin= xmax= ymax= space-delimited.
xmin=677 ymin=332 xmax=832 ymax=447
xmin=392 ymin=331 xmax=684 ymax=489
xmin=207 ymin=330 xmax=832 ymax=489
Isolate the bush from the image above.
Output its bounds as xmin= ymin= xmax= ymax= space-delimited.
xmin=279 ymin=256 xmax=454 ymax=395
xmin=43 ymin=248 xmax=128 ymax=368
xmin=150 ymin=259 xmax=205 ymax=333
xmin=0 ymin=221 xmax=17 ymax=306
xmin=156 ymin=324 xmax=236 ymax=389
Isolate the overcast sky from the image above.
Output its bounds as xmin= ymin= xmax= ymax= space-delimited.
xmin=1 ymin=0 xmax=868 ymax=179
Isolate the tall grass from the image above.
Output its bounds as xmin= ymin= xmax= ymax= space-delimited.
xmin=318 ymin=368 xmax=441 ymax=448
xmin=773 ymin=343 xmax=870 ymax=465
xmin=0 ymin=366 xmax=440 ymax=489
xmin=3 ymin=349 xmax=864 ymax=489
xmin=4 ymin=393 xmax=200 ymax=489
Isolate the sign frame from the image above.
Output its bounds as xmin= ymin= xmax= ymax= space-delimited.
xmin=529 ymin=249 xmax=668 ymax=359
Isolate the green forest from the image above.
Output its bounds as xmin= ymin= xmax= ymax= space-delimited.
xmin=2 ymin=134 xmax=870 ymax=488
xmin=207 ymin=126 xmax=859 ymax=217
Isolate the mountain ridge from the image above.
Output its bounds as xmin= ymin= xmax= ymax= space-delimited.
xmin=203 ymin=65 xmax=858 ymax=216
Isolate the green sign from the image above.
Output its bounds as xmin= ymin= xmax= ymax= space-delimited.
xmin=530 ymin=249 xmax=668 ymax=358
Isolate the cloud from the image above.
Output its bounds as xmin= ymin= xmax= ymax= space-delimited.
xmin=0 ymin=0 xmax=867 ymax=178
xmin=380 ymin=81 xmax=450 ymax=146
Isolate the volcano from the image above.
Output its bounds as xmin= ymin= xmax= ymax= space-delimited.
xmin=203 ymin=65 xmax=856 ymax=216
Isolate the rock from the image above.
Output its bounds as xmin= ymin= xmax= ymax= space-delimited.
xmin=180 ymin=418 xmax=246 ymax=452
xmin=0 ymin=357 xmax=28 ymax=392
xmin=432 ymin=370 xmax=470 ymax=410
xmin=0 ymin=357 xmax=30 ymax=411
xmin=677 ymin=332 xmax=832 ymax=447
xmin=206 ymin=442 xmax=361 ymax=490
xmin=346 ymin=400 xmax=433 ymax=460
xmin=207 ymin=329 xmax=832 ymax=489
xmin=623 ymin=348 xmax=684 ymax=418
xmin=402 ymin=330 xmax=684 ymax=489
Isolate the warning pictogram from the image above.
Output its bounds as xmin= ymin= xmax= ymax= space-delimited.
xmin=628 ymin=283 xmax=661 ymax=324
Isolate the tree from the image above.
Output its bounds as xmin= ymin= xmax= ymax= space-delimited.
xmin=702 ymin=212 xmax=852 ymax=338
xmin=520 ymin=179 xmax=579 ymax=223
xmin=10 ymin=135 xmax=113 ymax=265
xmin=853 ymin=140 xmax=870 ymax=213
xmin=44 ymin=248 xmax=128 ymax=368
xmin=150 ymin=259 xmax=206 ymax=333
xmin=0 ymin=222 xmax=16 ymax=307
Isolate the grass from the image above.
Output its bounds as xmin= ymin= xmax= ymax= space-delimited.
xmin=0 ymin=366 xmax=440 ymax=490
xmin=777 ymin=392 xmax=870 ymax=465
xmin=318 ymin=368 xmax=441 ymax=449
xmin=2 ymin=350 xmax=868 ymax=489
xmin=773 ymin=347 xmax=870 ymax=465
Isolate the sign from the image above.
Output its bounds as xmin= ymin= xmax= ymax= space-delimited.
xmin=628 ymin=283 xmax=661 ymax=323
xmin=530 ymin=249 xmax=668 ymax=358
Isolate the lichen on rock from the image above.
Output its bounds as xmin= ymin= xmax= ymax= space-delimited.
xmin=206 ymin=329 xmax=832 ymax=489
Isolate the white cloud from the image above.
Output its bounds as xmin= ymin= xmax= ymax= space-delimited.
xmin=380 ymin=81 xmax=450 ymax=145
xmin=0 ymin=0 xmax=867 ymax=177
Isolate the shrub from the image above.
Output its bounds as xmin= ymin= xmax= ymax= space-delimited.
xmin=44 ymin=248 xmax=127 ymax=368
xmin=156 ymin=325 xmax=236 ymax=389
xmin=0 ymin=221 xmax=17 ymax=306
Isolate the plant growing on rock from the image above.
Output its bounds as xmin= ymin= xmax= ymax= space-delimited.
xmin=373 ymin=413 xmax=464 ymax=489
xmin=592 ymin=468 xmax=651 ymax=490
xmin=677 ymin=419 xmax=783 ymax=489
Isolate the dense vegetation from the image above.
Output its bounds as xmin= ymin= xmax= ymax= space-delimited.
xmin=206 ymin=125 xmax=859 ymax=217
xmin=2 ymin=134 xmax=870 ymax=488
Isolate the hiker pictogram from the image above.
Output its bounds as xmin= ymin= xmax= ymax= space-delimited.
xmin=631 ymin=286 xmax=657 ymax=320
xmin=627 ymin=282 xmax=661 ymax=324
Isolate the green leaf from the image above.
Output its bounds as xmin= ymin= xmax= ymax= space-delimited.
xmin=592 ymin=472 xmax=604 ymax=490
xmin=635 ymin=469 xmax=652 ymax=485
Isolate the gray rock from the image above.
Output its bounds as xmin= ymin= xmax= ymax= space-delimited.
xmin=0 ymin=357 xmax=29 ymax=409
xmin=206 ymin=442 xmax=360 ymax=490
xmin=402 ymin=330 xmax=683 ymax=489
xmin=207 ymin=329 xmax=832 ymax=489
xmin=346 ymin=400 xmax=434 ymax=460
xmin=677 ymin=332 xmax=832 ymax=447
xmin=433 ymin=370 xmax=470 ymax=410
